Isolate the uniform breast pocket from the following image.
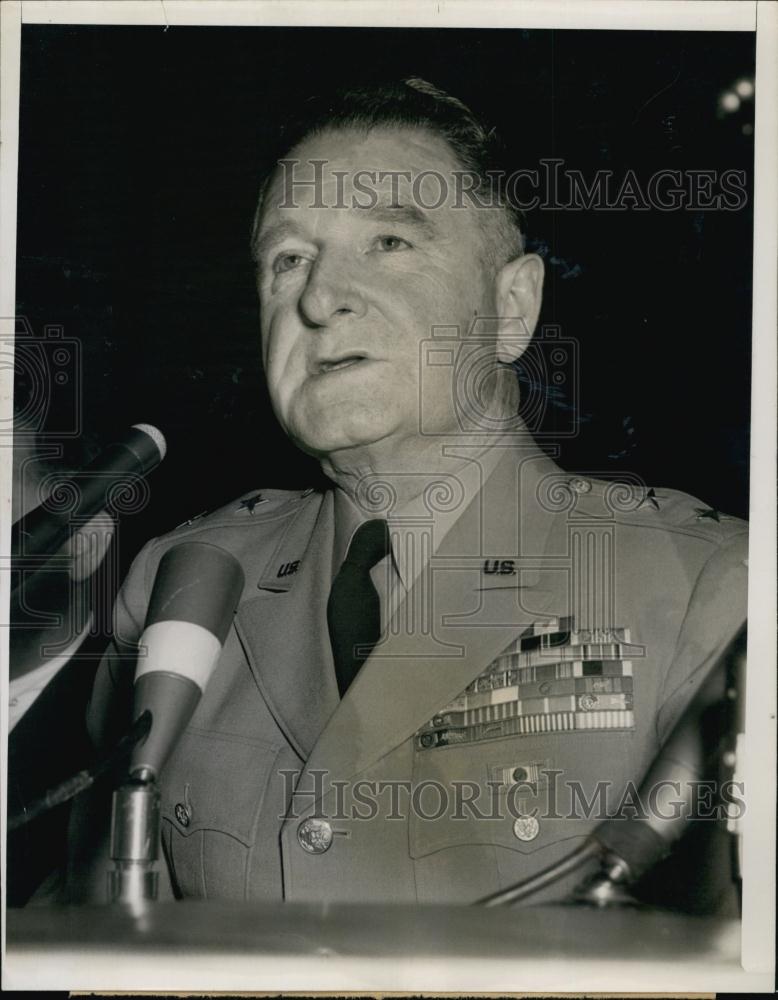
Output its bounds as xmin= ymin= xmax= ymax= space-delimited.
xmin=409 ymin=728 xmax=641 ymax=865
xmin=410 ymin=620 xmax=641 ymax=862
xmin=409 ymin=736 xmax=576 ymax=860
xmin=160 ymin=728 xmax=284 ymax=900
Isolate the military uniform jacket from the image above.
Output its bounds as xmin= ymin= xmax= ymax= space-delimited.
xmin=87 ymin=441 xmax=748 ymax=904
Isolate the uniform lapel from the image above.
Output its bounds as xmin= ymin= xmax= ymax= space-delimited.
xmin=294 ymin=441 xmax=569 ymax=809
xmin=234 ymin=492 xmax=340 ymax=759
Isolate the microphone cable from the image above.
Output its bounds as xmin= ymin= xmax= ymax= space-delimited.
xmin=477 ymin=839 xmax=603 ymax=907
xmin=8 ymin=710 xmax=151 ymax=833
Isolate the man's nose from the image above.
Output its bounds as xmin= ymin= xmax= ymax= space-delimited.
xmin=298 ymin=255 xmax=367 ymax=327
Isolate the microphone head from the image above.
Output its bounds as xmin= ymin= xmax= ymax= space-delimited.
xmin=130 ymin=542 xmax=245 ymax=777
xmin=131 ymin=423 xmax=167 ymax=462
xmin=11 ymin=423 xmax=168 ymax=565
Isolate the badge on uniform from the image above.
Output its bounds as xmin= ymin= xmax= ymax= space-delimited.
xmin=415 ymin=616 xmax=636 ymax=750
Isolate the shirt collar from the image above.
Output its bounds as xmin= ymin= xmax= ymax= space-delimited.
xmin=332 ymin=486 xmax=370 ymax=577
xmin=331 ymin=436 xmax=514 ymax=591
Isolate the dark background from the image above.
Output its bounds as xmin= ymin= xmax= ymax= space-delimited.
xmin=16 ymin=25 xmax=755 ymax=567
xmin=9 ymin=24 xmax=755 ymax=913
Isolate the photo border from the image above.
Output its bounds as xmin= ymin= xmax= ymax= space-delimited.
xmin=1 ymin=0 xmax=774 ymax=993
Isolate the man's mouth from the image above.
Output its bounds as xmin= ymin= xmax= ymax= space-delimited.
xmin=316 ymin=354 xmax=369 ymax=374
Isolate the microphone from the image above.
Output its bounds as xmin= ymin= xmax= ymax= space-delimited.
xmin=129 ymin=541 xmax=245 ymax=779
xmin=108 ymin=541 xmax=243 ymax=905
xmin=578 ymin=626 xmax=746 ymax=901
xmin=11 ymin=423 xmax=167 ymax=564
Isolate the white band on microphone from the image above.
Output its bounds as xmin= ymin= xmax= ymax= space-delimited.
xmin=135 ymin=620 xmax=222 ymax=690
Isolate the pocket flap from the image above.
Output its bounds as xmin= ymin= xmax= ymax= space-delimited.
xmin=160 ymin=728 xmax=281 ymax=846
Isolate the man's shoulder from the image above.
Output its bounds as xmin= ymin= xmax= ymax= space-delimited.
xmin=545 ymin=475 xmax=749 ymax=620
xmin=141 ymin=486 xmax=325 ymax=561
xmin=173 ymin=486 xmax=318 ymax=531
xmin=118 ymin=486 xmax=328 ymax=600
xmin=560 ymin=473 xmax=748 ymax=554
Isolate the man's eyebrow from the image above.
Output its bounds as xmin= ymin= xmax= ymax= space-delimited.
xmin=252 ymin=203 xmax=437 ymax=261
xmin=252 ymin=221 xmax=302 ymax=261
xmin=356 ymin=202 xmax=437 ymax=236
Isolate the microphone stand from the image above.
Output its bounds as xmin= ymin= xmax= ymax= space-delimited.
xmin=103 ymin=542 xmax=245 ymax=906
xmin=107 ymin=764 xmax=161 ymax=905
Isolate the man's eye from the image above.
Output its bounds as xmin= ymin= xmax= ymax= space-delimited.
xmin=374 ymin=235 xmax=411 ymax=253
xmin=273 ymin=253 xmax=306 ymax=274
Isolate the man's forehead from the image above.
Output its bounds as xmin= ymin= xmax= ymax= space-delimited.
xmin=261 ymin=125 xmax=465 ymax=210
xmin=291 ymin=124 xmax=459 ymax=169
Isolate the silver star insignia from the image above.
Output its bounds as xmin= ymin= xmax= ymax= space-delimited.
xmin=239 ymin=493 xmax=267 ymax=514
xmin=639 ymin=488 xmax=666 ymax=510
xmin=694 ymin=507 xmax=728 ymax=523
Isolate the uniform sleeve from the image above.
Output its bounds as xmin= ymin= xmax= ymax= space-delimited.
xmin=655 ymin=530 xmax=748 ymax=745
xmin=86 ymin=539 xmax=156 ymax=751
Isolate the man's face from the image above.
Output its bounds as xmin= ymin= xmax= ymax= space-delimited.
xmin=254 ymin=126 xmax=500 ymax=458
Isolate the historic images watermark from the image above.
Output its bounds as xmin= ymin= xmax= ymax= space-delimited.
xmin=416 ymin=320 xmax=580 ymax=441
xmin=274 ymin=157 xmax=748 ymax=213
xmin=280 ymin=768 xmax=746 ymax=824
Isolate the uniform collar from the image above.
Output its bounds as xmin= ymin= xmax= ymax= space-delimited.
xmin=331 ymin=435 xmax=516 ymax=591
xmin=256 ymin=496 xmax=323 ymax=592
xmin=258 ymin=430 xmax=562 ymax=596
xmin=332 ymin=487 xmax=370 ymax=579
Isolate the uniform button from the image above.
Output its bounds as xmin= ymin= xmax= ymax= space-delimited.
xmin=297 ymin=817 xmax=334 ymax=854
xmin=513 ymin=815 xmax=540 ymax=842
xmin=569 ymin=477 xmax=592 ymax=494
xmin=174 ymin=803 xmax=190 ymax=827
xmin=512 ymin=767 xmax=528 ymax=782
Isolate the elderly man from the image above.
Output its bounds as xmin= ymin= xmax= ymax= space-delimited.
xmin=84 ymin=79 xmax=747 ymax=906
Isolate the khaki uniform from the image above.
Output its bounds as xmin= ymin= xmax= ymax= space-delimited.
xmin=87 ymin=441 xmax=748 ymax=904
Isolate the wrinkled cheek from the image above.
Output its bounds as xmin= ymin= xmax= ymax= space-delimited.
xmin=268 ymin=366 xmax=302 ymax=430
xmin=262 ymin=317 xmax=305 ymax=417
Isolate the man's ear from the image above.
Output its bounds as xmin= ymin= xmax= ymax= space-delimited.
xmin=494 ymin=253 xmax=545 ymax=363
xmin=68 ymin=510 xmax=115 ymax=583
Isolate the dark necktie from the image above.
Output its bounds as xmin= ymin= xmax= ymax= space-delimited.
xmin=327 ymin=519 xmax=391 ymax=697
